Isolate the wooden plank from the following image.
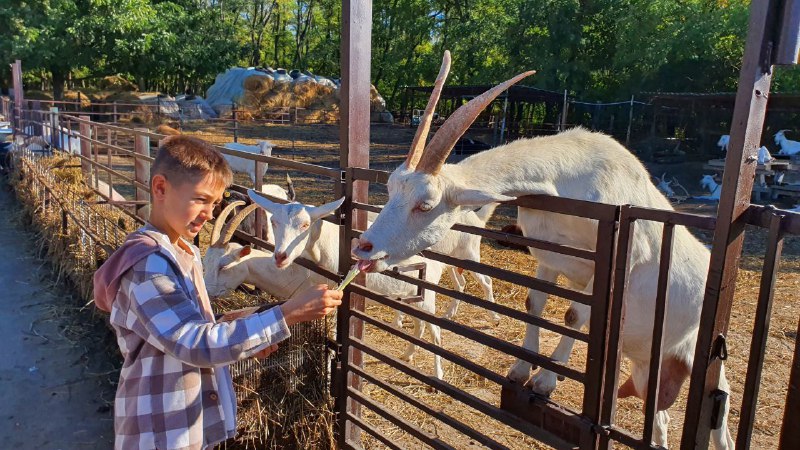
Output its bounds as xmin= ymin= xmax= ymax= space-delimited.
xmin=682 ymin=0 xmax=781 ymax=446
xmin=133 ymin=128 xmax=151 ymax=219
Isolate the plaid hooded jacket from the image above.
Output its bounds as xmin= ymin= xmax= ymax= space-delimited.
xmin=96 ymin=225 xmax=290 ymax=449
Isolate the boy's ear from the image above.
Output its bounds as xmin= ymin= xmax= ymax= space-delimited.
xmin=151 ymin=174 xmax=168 ymax=201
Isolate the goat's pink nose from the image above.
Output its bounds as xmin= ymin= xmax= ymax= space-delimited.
xmin=358 ymin=240 xmax=373 ymax=252
xmin=275 ymin=252 xmax=288 ymax=265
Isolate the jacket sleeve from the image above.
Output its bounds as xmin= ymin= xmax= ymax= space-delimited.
xmin=125 ymin=254 xmax=290 ymax=368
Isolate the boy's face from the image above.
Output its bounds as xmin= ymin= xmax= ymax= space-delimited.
xmin=152 ymin=173 xmax=225 ymax=242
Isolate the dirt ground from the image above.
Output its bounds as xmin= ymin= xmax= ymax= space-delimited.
xmin=0 ymin=184 xmax=116 ymax=448
xmin=99 ymin=120 xmax=798 ymax=448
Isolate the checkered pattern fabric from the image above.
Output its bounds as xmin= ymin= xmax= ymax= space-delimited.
xmin=109 ymin=226 xmax=290 ymax=449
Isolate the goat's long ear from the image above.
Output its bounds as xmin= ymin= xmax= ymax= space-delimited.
xmin=406 ymin=51 xmax=451 ymax=170
xmin=248 ymin=189 xmax=282 ymax=214
xmin=418 ymin=69 xmax=536 ymax=175
xmin=308 ymin=197 xmax=345 ymax=222
xmin=451 ymin=189 xmax=515 ymax=208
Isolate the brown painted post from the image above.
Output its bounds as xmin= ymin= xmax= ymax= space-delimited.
xmin=11 ymin=60 xmax=23 ymax=135
xmin=625 ymin=95 xmax=634 ymax=147
xmin=682 ymin=1 xmax=787 ymax=446
xmin=50 ymin=107 xmax=59 ymax=148
xmin=134 ymin=128 xmax=151 ymax=219
xmin=79 ymin=115 xmax=92 ymax=181
xmin=254 ymin=160 xmax=266 ymax=243
xmin=336 ymin=0 xmax=372 ymax=446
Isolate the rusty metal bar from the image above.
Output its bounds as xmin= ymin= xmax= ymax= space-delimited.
xmin=348 ymin=363 xmax=510 ymax=450
xmin=599 ymin=207 xmax=636 ymax=450
xmin=375 ymin=264 xmax=589 ymax=341
xmin=779 ymin=311 xmax=800 ymax=448
xmin=349 ymin=283 xmax=584 ymax=382
xmin=627 ymin=205 xmax=717 ymax=230
xmin=350 ymin=201 xmax=597 ymax=260
xmin=79 ymin=115 xmax=92 ymax=179
xmin=642 ymin=223 xmax=674 ymax=443
xmin=347 ymin=387 xmax=457 ymax=450
xmin=343 ymin=412 xmax=403 ymax=450
xmin=737 ymin=212 xmax=784 ymax=448
xmin=348 ymin=336 xmax=581 ymax=450
xmin=351 ymin=308 xmax=515 ymax=387
xmin=580 ymin=213 xmax=619 ymax=449
xmin=607 ymin=426 xmax=665 ymax=450
xmin=683 ymin=0 xmax=781 ymax=445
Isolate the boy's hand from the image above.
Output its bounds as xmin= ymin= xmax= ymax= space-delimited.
xmin=280 ymin=284 xmax=342 ymax=326
xmin=253 ymin=344 xmax=278 ymax=359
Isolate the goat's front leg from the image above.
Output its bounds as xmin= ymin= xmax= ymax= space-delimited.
xmin=507 ymin=266 xmax=559 ymax=384
xmin=443 ymin=266 xmax=467 ymax=319
xmin=470 ymin=271 xmax=500 ymax=325
xmin=528 ymin=276 xmax=593 ymax=396
xmin=400 ymin=317 xmax=425 ymax=362
xmin=428 ymin=321 xmax=444 ymax=379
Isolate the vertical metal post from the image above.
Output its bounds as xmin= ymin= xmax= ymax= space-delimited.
xmin=232 ymin=102 xmax=239 ymax=143
xmin=79 ymin=116 xmax=92 ymax=181
xmin=134 ymin=128 xmax=151 ymax=219
xmin=254 ymin=160 xmax=266 ymax=243
xmin=780 ymin=311 xmax=800 ymax=448
xmin=336 ymin=0 xmax=372 ymax=446
xmin=113 ymin=101 xmax=118 ymax=123
xmin=682 ymin=1 xmax=783 ymax=446
xmin=50 ymin=107 xmax=59 ymax=148
xmin=11 ymin=60 xmax=23 ymax=137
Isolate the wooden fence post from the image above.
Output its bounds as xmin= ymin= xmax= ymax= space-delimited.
xmin=134 ymin=128 xmax=151 ymax=219
xmin=232 ymin=102 xmax=239 ymax=143
xmin=50 ymin=107 xmax=59 ymax=148
xmin=79 ymin=115 xmax=92 ymax=181
xmin=254 ymin=160 xmax=266 ymax=242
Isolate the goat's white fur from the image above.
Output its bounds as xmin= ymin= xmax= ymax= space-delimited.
xmin=222 ymin=141 xmax=275 ymax=184
xmin=717 ymin=134 xmax=730 ymax=153
xmin=248 ymin=192 xmax=447 ymax=379
xmin=774 ymin=130 xmax=800 ymax=155
xmin=699 ymin=174 xmax=722 ymax=201
xmin=353 ymin=127 xmax=733 ymax=448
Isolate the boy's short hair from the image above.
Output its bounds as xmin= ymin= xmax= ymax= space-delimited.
xmin=151 ymin=136 xmax=233 ymax=189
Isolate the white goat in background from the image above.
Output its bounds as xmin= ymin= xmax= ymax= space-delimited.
xmin=717 ymin=134 xmax=730 ymax=153
xmin=248 ymin=191 xmax=447 ymax=379
xmin=203 ymin=202 xmax=322 ymax=298
xmin=774 ymin=130 xmax=800 ymax=155
xmin=698 ymin=174 xmax=722 ymax=201
xmin=351 ymin=51 xmax=732 ymax=449
xmin=652 ymin=173 xmax=675 ymax=198
xmin=222 ymin=140 xmax=275 ymax=184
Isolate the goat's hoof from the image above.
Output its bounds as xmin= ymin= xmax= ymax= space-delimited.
xmin=528 ymin=371 xmax=558 ymax=396
xmin=490 ymin=315 xmax=501 ymax=326
xmin=399 ymin=353 xmax=414 ymax=363
xmin=507 ymin=363 xmax=532 ymax=384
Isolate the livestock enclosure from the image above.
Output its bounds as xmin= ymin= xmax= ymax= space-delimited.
xmin=3 ymin=0 xmax=800 ymax=449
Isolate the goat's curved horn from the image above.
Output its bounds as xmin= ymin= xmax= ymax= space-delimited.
xmin=219 ymin=203 xmax=260 ymax=246
xmin=661 ymin=172 xmax=668 ymax=182
xmin=418 ymin=69 xmax=536 ymax=174
xmin=286 ymin=173 xmax=296 ymax=202
xmin=211 ymin=200 xmax=245 ymax=246
xmin=407 ymin=51 xmax=451 ymax=170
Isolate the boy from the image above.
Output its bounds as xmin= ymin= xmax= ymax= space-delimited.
xmin=93 ymin=135 xmax=342 ymax=450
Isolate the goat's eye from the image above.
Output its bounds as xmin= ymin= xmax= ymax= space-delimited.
xmin=301 ymin=223 xmax=310 ymax=230
xmin=415 ymin=202 xmax=433 ymax=212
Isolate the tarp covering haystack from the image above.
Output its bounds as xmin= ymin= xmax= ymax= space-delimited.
xmin=205 ymin=67 xmax=393 ymax=124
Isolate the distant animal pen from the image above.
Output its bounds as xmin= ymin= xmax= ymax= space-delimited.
xmin=4 ymin=0 xmax=800 ymax=449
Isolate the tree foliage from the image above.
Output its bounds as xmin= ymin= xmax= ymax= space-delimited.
xmin=1 ymin=0 xmax=796 ymax=104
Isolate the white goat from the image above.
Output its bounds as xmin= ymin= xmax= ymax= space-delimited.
xmin=203 ymin=202 xmax=323 ymax=299
xmin=247 ymin=191 xmax=447 ymax=379
xmin=774 ymin=130 xmax=800 ymax=155
xmin=652 ymin=172 xmax=674 ymax=198
xmin=351 ymin=52 xmax=732 ymax=449
xmin=757 ymin=145 xmax=774 ymax=164
xmin=222 ymin=141 xmax=275 ymax=184
xmin=717 ymin=134 xmax=730 ymax=153
xmin=698 ymin=174 xmax=722 ymax=201
xmin=223 ymin=174 xmax=295 ymax=242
